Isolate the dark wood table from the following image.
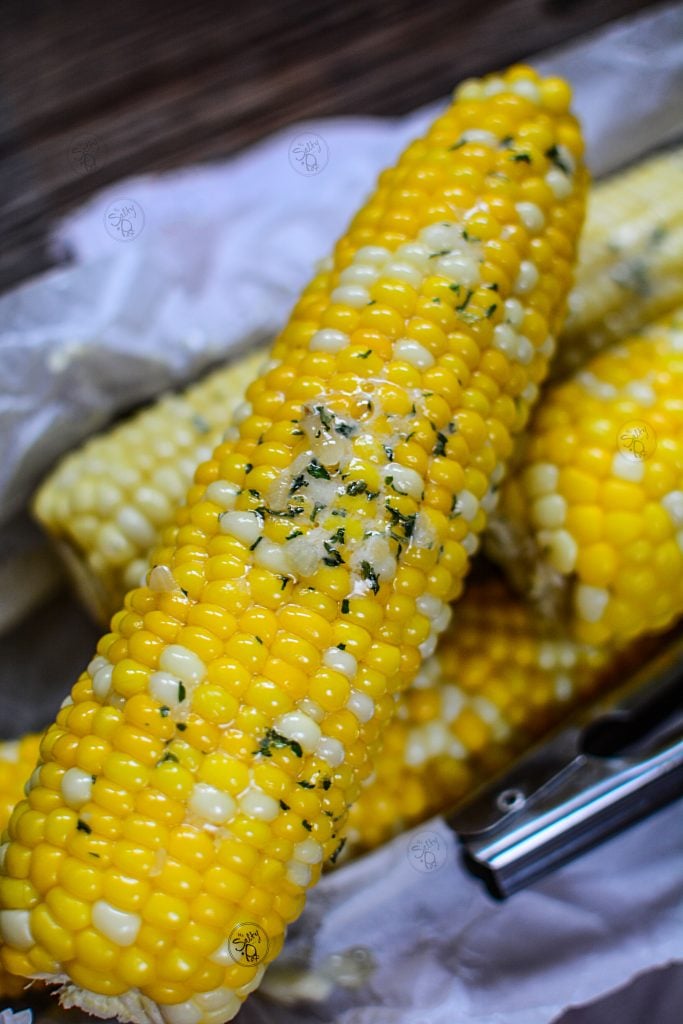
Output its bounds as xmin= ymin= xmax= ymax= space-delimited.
xmin=0 ymin=0 xmax=659 ymax=294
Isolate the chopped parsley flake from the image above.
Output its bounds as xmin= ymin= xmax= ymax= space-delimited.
xmin=257 ymin=729 xmax=303 ymax=759
xmin=302 ymin=819 xmax=313 ymax=832
xmin=545 ymin=144 xmax=570 ymax=174
xmin=346 ymin=480 xmax=368 ymax=496
xmin=249 ymin=536 xmax=263 ymax=551
xmin=329 ymin=527 xmax=346 ymax=545
xmin=360 ymin=560 xmax=380 ymax=595
xmin=157 ymin=752 xmax=179 ymax=765
xmin=433 ymin=432 xmax=448 ymax=457
xmin=308 ymin=460 xmax=330 ymax=480
xmin=456 ymin=289 xmax=473 ymax=312
xmin=330 ymin=837 xmax=347 ymax=864
xmin=159 ymin=706 xmax=170 ymax=718
xmin=178 ymin=682 xmax=186 ymax=702
xmin=341 ymin=598 xmax=350 ymax=614
xmin=76 ymin=819 xmax=92 ymax=834
xmin=311 ymin=501 xmax=326 ymax=522
xmin=511 ymin=152 xmax=532 ymax=164
xmin=323 ymin=542 xmax=344 ymax=567
xmin=485 ymin=303 xmax=497 ymax=318
xmin=386 ymin=503 xmax=416 ymax=539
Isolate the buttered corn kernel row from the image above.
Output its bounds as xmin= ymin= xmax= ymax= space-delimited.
xmin=346 ymin=575 xmax=610 ymax=852
xmin=489 ymin=306 xmax=683 ymax=647
xmin=34 ymin=149 xmax=680 ymax=627
xmin=0 ymin=66 xmax=586 ymax=1024
xmin=0 ymin=734 xmax=41 ymax=998
xmin=558 ymin=145 xmax=683 ymax=377
xmin=33 ymin=352 xmax=265 ymax=623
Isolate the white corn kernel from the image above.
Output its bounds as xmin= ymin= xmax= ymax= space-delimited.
xmin=149 ymin=671 xmax=186 ymax=707
xmin=575 ymin=584 xmax=609 ymax=623
xmin=0 ymin=909 xmax=33 ymax=950
xmin=240 ymin=789 xmax=280 ymax=822
xmin=532 ymin=494 xmax=567 ymax=529
xmin=159 ymin=645 xmax=206 ymax=686
xmin=92 ymin=663 xmax=113 ymax=700
xmin=294 ymin=838 xmax=323 ymax=864
xmin=662 ymin=491 xmax=683 ymax=526
xmin=516 ymin=201 xmax=545 ymax=233
xmin=514 ymin=260 xmax=539 ymax=294
xmin=219 ymin=510 xmax=262 ymax=544
xmin=546 ymin=168 xmax=572 ymax=199
xmin=384 ymin=463 xmax=423 ymax=498
xmin=275 ymin=711 xmax=321 ymax=753
xmin=524 ymin=462 xmax=559 ymax=497
xmin=316 ymin=736 xmax=345 ymax=767
xmin=189 ymin=784 xmax=236 ymax=824
xmin=309 ymin=328 xmax=349 ymax=353
xmin=393 ymin=339 xmax=434 ymax=369
xmin=92 ymin=901 xmax=141 ymax=947
xmin=346 ymin=690 xmax=374 ymax=723
xmin=61 ymin=767 xmax=94 ymax=808
xmin=611 ymin=452 xmax=645 ymax=483
xmin=330 ymin=284 xmax=370 ymax=308
xmin=323 ymin=647 xmax=358 ymax=678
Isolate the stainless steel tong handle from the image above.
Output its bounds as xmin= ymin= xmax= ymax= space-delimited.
xmin=447 ymin=631 xmax=683 ymax=899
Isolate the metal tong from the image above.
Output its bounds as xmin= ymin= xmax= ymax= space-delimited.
xmin=447 ymin=630 xmax=683 ymax=899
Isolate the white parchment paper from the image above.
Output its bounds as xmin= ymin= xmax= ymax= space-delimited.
xmin=0 ymin=4 xmax=682 ymax=1021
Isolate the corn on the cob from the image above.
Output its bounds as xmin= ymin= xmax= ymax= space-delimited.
xmin=0 ymin=66 xmax=585 ymax=1024
xmin=345 ymin=574 xmax=612 ymax=852
xmin=33 ymin=149 xmax=683 ymax=627
xmin=32 ymin=352 xmax=266 ymax=624
xmin=488 ymin=306 xmax=683 ymax=647
xmin=558 ymin=145 xmax=683 ymax=377
xmin=0 ymin=734 xmax=41 ymax=999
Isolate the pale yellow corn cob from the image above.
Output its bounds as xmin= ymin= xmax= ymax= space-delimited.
xmin=558 ymin=145 xmax=683 ymax=377
xmin=1 ymin=65 xmax=585 ymax=1024
xmin=489 ymin=306 xmax=683 ymax=647
xmin=33 ymin=352 xmax=265 ymax=623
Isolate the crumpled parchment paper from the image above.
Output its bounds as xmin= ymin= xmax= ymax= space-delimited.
xmin=0 ymin=3 xmax=682 ymax=1022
